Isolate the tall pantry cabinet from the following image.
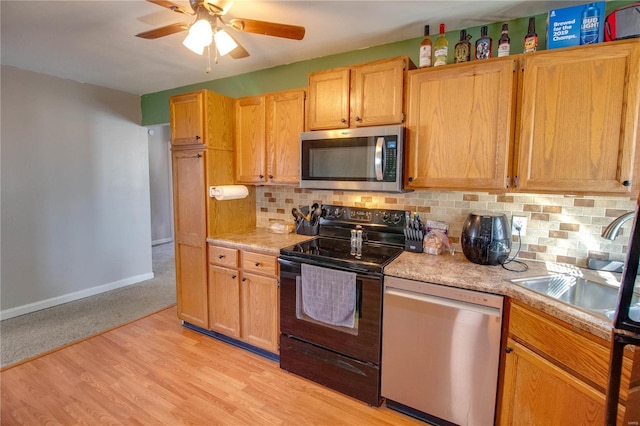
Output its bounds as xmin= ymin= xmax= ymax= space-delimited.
xmin=170 ymin=90 xmax=256 ymax=328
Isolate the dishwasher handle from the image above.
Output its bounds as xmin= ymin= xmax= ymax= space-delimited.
xmin=385 ymin=286 xmax=502 ymax=318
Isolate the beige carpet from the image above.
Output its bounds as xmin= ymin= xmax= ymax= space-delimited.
xmin=0 ymin=243 xmax=176 ymax=368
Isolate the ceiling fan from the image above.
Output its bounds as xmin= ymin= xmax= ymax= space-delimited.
xmin=136 ymin=0 xmax=306 ymax=60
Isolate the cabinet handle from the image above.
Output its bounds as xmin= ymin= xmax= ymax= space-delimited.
xmin=259 ymin=174 xmax=264 ymax=180
xmin=505 ymin=347 xmax=513 ymax=353
xmin=255 ymin=262 xmax=261 ymax=267
xmin=196 ymin=153 xmax=202 ymax=158
xmin=355 ymin=116 xmax=362 ymax=122
xmin=242 ymin=277 xmax=247 ymax=282
xmin=218 ymin=255 xmax=224 ymax=259
xmin=231 ymin=274 xmax=237 ymax=279
xmin=269 ymin=175 xmax=274 ymax=179
xmin=408 ymin=177 xmax=414 ymax=182
xmin=195 ymin=135 xmax=201 ymax=140
xmin=341 ymin=118 xmax=347 ymax=123
xmin=623 ymin=180 xmax=631 ymax=187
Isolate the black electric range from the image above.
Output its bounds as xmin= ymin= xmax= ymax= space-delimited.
xmin=278 ymin=204 xmax=407 ymax=406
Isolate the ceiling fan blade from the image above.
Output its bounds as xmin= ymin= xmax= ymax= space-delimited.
xmin=229 ymin=18 xmax=305 ymax=40
xmin=226 ymin=33 xmax=250 ymax=59
xmin=136 ymin=22 xmax=190 ymax=39
xmin=147 ymin=0 xmax=192 ymax=15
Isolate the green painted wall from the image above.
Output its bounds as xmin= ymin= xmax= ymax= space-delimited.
xmin=141 ymin=1 xmax=632 ymax=125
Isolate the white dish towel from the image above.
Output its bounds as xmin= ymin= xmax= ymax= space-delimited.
xmin=300 ymin=263 xmax=356 ymax=328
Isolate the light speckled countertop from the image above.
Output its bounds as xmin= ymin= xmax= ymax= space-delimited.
xmin=385 ymin=251 xmax=619 ymax=341
xmin=206 ymin=228 xmax=313 ymax=255
xmin=207 ymin=228 xmax=619 ymax=341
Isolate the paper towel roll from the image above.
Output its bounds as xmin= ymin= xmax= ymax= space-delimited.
xmin=209 ymin=185 xmax=249 ymax=201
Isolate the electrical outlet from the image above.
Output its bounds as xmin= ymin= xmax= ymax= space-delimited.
xmin=512 ymin=215 xmax=527 ymax=236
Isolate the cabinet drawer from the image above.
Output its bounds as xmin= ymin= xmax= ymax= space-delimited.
xmin=509 ymin=301 xmax=632 ymax=398
xmin=208 ymin=245 xmax=238 ymax=268
xmin=242 ymin=251 xmax=277 ymax=277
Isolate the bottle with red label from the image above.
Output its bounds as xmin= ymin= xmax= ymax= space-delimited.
xmin=497 ymin=23 xmax=510 ymax=57
xmin=523 ymin=17 xmax=538 ymax=53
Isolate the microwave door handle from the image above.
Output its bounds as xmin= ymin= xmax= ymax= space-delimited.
xmin=374 ymin=137 xmax=385 ymax=181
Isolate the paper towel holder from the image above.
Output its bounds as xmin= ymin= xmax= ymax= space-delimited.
xmin=208 ymin=185 xmax=249 ymax=201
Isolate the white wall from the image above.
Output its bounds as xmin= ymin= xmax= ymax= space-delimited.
xmin=147 ymin=124 xmax=173 ymax=245
xmin=1 ymin=65 xmax=153 ymax=319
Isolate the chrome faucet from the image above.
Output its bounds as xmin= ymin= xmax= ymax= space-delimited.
xmin=601 ymin=211 xmax=635 ymax=240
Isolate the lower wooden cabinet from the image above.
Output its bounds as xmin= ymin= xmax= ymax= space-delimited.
xmin=500 ymin=338 xmax=624 ymax=425
xmin=499 ymin=300 xmax=634 ymax=425
xmin=207 ymin=244 xmax=279 ymax=354
xmin=173 ymin=149 xmax=208 ymax=328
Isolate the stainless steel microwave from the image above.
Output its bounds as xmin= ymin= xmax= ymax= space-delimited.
xmin=299 ymin=125 xmax=405 ymax=192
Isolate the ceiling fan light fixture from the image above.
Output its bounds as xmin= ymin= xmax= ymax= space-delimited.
xmin=182 ymin=16 xmax=213 ymax=55
xmin=214 ymin=29 xmax=238 ymax=56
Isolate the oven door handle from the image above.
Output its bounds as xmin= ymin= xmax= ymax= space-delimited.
xmin=374 ymin=137 xmax=385 ymax=181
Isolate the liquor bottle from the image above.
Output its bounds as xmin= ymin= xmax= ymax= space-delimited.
xmin=523 ymin=17 xmax=538 ymax=53
xmin=433 ymin=23 xmax=448 ymax=67
xmin=497 ymin=23 xmax=510 ymax=57
xmin=475 ymin=26 xmax=492 ymax=60
xmin=419 ymin=25 xmax=432 ymax=68
xmin=580 ymin=3 xmax=600 ymax=45
xmin=454 ymin=29 xmax=471 ymax=63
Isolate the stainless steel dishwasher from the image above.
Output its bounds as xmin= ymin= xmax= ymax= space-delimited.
xmin=381 ymin=276 xmax=504 ymax=426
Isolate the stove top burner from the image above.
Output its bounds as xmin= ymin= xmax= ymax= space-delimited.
xmin=280 ymin=237 xmax=404 ymax=274
xmin=280 ymin=205 xmax=407 ymax=274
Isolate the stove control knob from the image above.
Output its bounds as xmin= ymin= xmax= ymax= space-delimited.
xmin=381 ymin=211 xmax=391 ymax=223
xmin=392 ymin=213 xmax=403 ymax=224
xmin=333 ymin=207 xmax=343 ymax=218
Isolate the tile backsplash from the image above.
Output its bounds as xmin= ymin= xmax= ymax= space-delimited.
xmin=256 ymin=186 xmax=637 ymax=267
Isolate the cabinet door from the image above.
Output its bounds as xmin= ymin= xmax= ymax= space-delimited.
xmin=170 ymin=91 xmax=205 ymax=146
xmin=241 ymin=272 xmax=279 ymax=353
xmin=405 ymin=58 xmax=516 ymax=190
xmin=266 ymin=90 xmax=305 ymax=184
xmin=516 ymin=41 xmax=640 ymax=194
xmin=307 ymin=68 xmax=350 ymax=130
xmin=172 ymin=149 xmax=208 ymax=327
xmin=235 ymin=96 xmax=266 ymax=183
xmin=352 ymin=57 xmax=406 ymax=127
xmin=208 ymin=265 xmax=241 ymax=338
xmin=499 ymin=339 xmax=626 ymax=425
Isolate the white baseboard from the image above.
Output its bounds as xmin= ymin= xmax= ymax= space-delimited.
xmin=0 ymin=272 xmax=155 ymax=321
xmin=152 ymin=238 xmax=173 ymax=246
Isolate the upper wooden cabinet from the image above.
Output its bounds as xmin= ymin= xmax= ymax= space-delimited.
xmin=235 ymin=95 xmax=266 ymax=183
xmin=405 ymin=57 xmax=517 ymax=191
xmin=515 ymin=40 xmax=640 ymax=194
xmin=307 ymin=56 xmax=414 ymax=130
xmin=266 ymin=89 xmax=306 ymax=184
xmin=170 ymin=89 xmax=234 ymax=150
xmin=235 ymin=89 xmax=305 ymax=185
xmin=405 ymin=39 xmax=640 ymax=195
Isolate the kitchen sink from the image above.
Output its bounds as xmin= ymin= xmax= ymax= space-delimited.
xmin=509 ymin=274 xmax=639 ymax=320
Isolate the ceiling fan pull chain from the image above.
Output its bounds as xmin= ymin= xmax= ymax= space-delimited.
xmin=206 ymin=45 xmax=212 ymax=73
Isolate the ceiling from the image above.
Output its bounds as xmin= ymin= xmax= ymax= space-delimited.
xmin=1 ymin=0 xmax=582 ymax=96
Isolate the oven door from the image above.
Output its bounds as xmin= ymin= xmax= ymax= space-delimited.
xmin=279 ymin=257 xmax=383 ymax=364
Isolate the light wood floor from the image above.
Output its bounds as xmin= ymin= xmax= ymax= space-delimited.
xmin=1 ymin=306 xmax=424 ymax=425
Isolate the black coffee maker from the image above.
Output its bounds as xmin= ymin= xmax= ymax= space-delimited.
xmin=461 ymin=212 xmax=512 ymax=265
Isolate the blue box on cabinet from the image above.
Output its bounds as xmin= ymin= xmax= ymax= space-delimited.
xmin=547 ymin=2 xmax=605 ymax=49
